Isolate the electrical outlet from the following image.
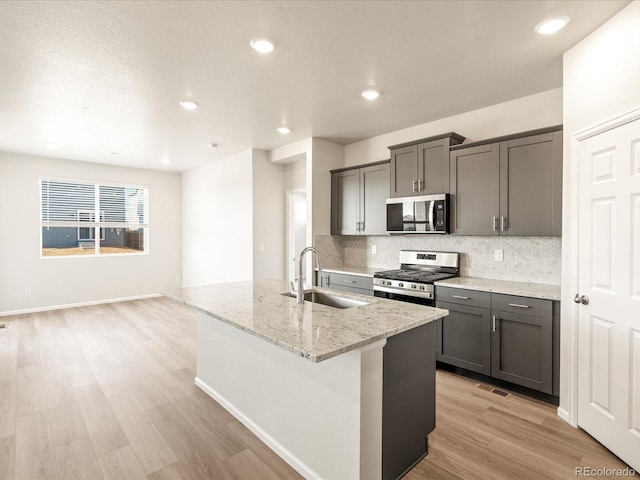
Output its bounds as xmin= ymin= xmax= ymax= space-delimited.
xmin=175 ymin=274 xmax=181 ymax=282
xmin=259 ymin=243 xmax=265 ymax=252
xmin=372 ymin=245 xmax=377 ymax=255
xmin=494 ymin=249 xmax=504 ymax=262
xmin=24 ymin=288 xmax=32 ymax=297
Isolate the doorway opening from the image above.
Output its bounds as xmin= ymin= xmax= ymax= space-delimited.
xmin=287 ymin=190 xmax=307 ymax=285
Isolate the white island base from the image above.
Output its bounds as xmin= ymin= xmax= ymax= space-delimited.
xmin=195 ymin=312 xmax=386 ymax=480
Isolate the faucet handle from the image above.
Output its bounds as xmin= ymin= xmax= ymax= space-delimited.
xmin=290 ymin=280 xmax=296 ymax=292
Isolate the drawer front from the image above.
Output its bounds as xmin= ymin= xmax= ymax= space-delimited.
xmin=329 ymin=283 xmax=373 ymax=297
xmin=435 ymin=286 xmax=490 ymax=309
xmin=491 ymin=294 xmax=552 ymax=318
xmin=328 ymin=272 xmax=373 ymax=291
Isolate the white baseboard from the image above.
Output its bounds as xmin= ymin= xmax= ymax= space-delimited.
xmin=0 ymin=293 xmax=161 ymax=317
xmin=557 ymin=406 xmax=574 ymax=426
xmin=194 ymin=376 xmax=321 ymax=480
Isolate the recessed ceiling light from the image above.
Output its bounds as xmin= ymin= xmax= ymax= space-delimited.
xmin=161 ymin=158 xmax=171 ymax=165
xmin=209 ymin=143 xmax=219 ymax=149
xmin=277 ymin=126 xmax=291 ymax=134
xmin=535 ymin=16 xmax=570 ymax=35
xmin=361 ymin=89 xmax=381 ymax=100
xmin=110 ymin=152 xmax=119 ymax=156
xmin=179 ymin=100 xmax=199 ymax=110
xmin=250 ymin=38 xmax=275 ymax=53
xmin=44 ymin=143 xmax=60 ymax=149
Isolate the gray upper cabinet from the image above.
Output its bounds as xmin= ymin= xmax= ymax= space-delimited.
xmin=331 ymin=160 xmax=389 ymax=235
xmin=389 ymin=133 xmax=465 ymax=198
xmin=449 ymin=126 xmax=563 ymax=236
xmin=450 ymin=143 xmax=500 ymax=236
xmin=500 ymin=131 xmax=563 ymax=236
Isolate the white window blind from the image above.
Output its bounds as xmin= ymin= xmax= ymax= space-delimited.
xmin=40 ymin=178 xmax=148 ymax=256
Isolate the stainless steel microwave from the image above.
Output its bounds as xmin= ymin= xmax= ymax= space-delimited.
xmin=386 ymin=194 xmax=450 ymax=234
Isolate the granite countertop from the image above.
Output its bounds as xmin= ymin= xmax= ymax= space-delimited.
xmin=434 ymin=277 xmax=561 ymax=301
xmin=315 ymin=265 xmax=381 ymax=277
xmin=162 ymin=279 xmax=448 ymax=363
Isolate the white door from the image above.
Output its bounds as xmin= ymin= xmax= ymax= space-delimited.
xmin=577 ymin=118 xmax=640 ymax=470
xmin=287 ymin=191 xmax=307 ymax=285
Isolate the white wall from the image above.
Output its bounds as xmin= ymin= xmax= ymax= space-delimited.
xmin=560 ymin=1 xmax=640 ymax=422
xmin=252 ymin=150 xmax=285 ymax=281
xmin=0 ymin=152 xmax=182 ymax=314
xmin=344 ymin=88 xmax=563 ymax=167
xmin=182 ymin=149 xmax=253 ymax=287
xmin=284 ymin=160 xmax=306 ymax=191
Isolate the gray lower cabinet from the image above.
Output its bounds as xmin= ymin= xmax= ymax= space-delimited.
xmin=331 ymin=161 xmax=389 ymax=235
xmin=435 ymin=287 xmax=492 ymax=375
xmin=315 ymin=271 xmax=373 ymax=296
xmin=449 ymin=126 xmax=562 ymax=236
xmin=435 ymin=286 xmax=557 ymax=395
xmin=491 ymin=294 xmax=554 ymax=394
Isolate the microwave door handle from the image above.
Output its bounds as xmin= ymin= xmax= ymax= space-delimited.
xmin=428 ymin=200 xmax=435 ymax=231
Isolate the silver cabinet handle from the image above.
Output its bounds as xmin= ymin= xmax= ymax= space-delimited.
xmin=574 ymin=294 xmax=589 ymax=305
xmin=412 ymin=180 xmax=417 ymax=193
xmin=492 ymin=315 xmax=497 ymax=333
xmin=508 ymin=303 xmax=530 ymax=308
xmin=452 ymin=295 xmax=469 ymax=300
xmin=356 ymin=221 xmax=360 ymax=232
xmin=492 ymin=216 xmax=498 ymax=232
xmin=344 ymin=279 xmax=357 ymax=283
xmin=361 ymin=221 xmax=365 ymax=232
xmin=501 ymin=216 xmax=508 ymax=231
xmin=418 ymin=179 xmax=423 ymax=192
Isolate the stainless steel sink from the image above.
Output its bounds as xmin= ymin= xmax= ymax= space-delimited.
xmin=282 ymin=291 xmax=369 ymax=309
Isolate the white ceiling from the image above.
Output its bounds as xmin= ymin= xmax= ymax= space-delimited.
xmin=0 ymin=0 xmax=629 ymax=172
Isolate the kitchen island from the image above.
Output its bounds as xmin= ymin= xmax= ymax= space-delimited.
xmin=163 ymin=279 xmax=448 ymax=480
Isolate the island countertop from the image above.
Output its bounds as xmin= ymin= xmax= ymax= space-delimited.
xmin=162 ymin=279 xmax=448 ymax=363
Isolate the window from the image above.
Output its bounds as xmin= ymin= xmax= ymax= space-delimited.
xmin=40 ymin=178 xmax=148 ymax=257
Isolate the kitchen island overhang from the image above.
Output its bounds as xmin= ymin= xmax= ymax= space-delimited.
xmin=162 ymin=279 xmax=448 ymax=480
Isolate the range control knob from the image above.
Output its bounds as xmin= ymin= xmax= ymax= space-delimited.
xmin=419 ymin=285 xmax=425 ymax=290
xmin=411 ymin=284 xmax=417 ymax=289
xmin=386 ymin=281 xmax=392 ymax=286
xmin=398 ymin=283 xmax=404 ymax=288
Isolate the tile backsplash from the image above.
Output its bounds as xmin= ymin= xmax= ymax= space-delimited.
xmin=314 ymin=234 xmax=561 ymax=285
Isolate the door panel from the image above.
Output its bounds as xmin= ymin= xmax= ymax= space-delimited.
xmin=450 ymin=143 xmax=500 ymax=235
xmin=589 ymin=316 xmax=614 ymax=417
xmin=331 ymin=169 xmax=359 ymax=235
xmin=578 ymin=118 xmax=640 ymax=470
xmin=491 ymin=311 xmax=552 ymax=394
xmin=361 ymin=163 xmax=390 ymax=235
xmin=436 ymin=301 xmax=491 ymax=375
xmin=390 ymin=145 xmax=418 ymax=197
xmin=418 ymin=139 xmax=446 ymax=195
xmin=499 ymin=132 xmax=562 ymax=236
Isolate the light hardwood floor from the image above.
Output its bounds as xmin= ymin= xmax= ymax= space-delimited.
xmin=0 ymin=298 xmax=629 ymax=479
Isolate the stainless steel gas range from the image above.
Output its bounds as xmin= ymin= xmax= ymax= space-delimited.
xmin=373 ymin=250 xmax=460 ymax=306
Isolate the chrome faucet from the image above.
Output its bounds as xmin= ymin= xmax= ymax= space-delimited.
xmin=297 ymin=247 xmax=323 ymax=304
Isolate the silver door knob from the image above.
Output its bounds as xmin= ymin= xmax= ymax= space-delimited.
xmin=574 ymin=294 xmax=589 ymax=305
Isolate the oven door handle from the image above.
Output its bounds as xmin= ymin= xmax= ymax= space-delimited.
xmin=373 ymin=284 xmax=434 ymax=301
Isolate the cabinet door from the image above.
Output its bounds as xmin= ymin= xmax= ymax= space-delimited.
xmin=499 ymin=131 xmax=562 ymax=236
xmin=316 ymin=271 xmax=330 ymax=288
xmin=450 ymin=143 xmax=500 ymax=235
xmin=389 ymin=145 xmax=418 ymax=198
xmin=491 ymin=310 xmax=553 ymax=394
xmin=360 ymin=163 xmax=390 ymax=235
xmin=436 ymin=301 xmax=491 ymax=375
xmin=331 ymin=169 xmax=360 ymax=235
xmin=417 ymin=138 xmax=448 ymax=195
